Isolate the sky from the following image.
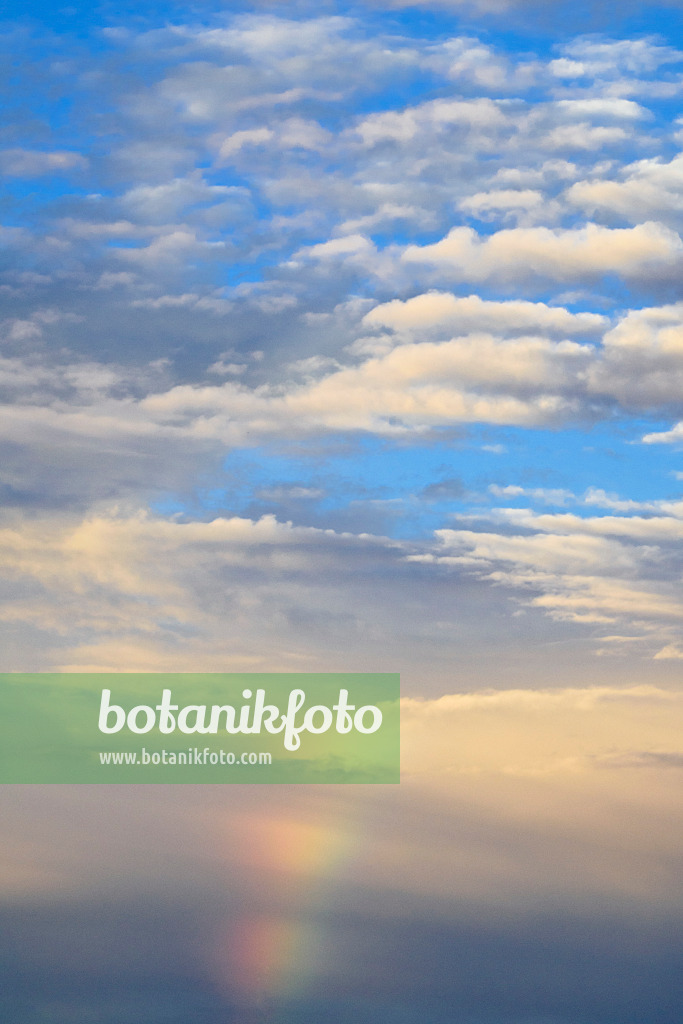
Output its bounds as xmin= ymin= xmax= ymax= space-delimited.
xmin=1 ymin=0 xmax=683 ymax=1021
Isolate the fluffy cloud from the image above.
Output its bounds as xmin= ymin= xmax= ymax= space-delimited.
xmin=588 ymin=303 xmax=683 ymax=408
xmin=98 ymin=331 xmax=590 ymax=437
xmin=551 ymin=35 xmax=683 ymax=79
xmin=642 ymin=421 xmax=683 ymax=444
xmin=459 ymin=187 xmax=545 ymax=221
xmin=567 ymin=154 xmax=683 ymax=225
xmin=402 ymin=222 xmax=683 ymax=284
xmin=355 ymin=97 xmax=510 ymax=146
xmin=362 ymin=292 xmax=607 ymax=337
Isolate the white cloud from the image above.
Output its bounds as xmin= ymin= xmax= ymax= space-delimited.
xmin=301 ymin=233 xmax=375 ymax=260
xmin=490 ymin=505 xmax=683 ymax=542
xmin=548 ymin=57 xmax=588 ymax=78
xmin=338 ymin=202 xmax=433 ymax=234
xmin=541 ymin=122 xmax=630 ymax=151
xmin=0 ymin=508 xmax=507 ymax=685
xmin=216 ymin=127 xmax=275 ymax=160
xmin=555 ymin=98 xmax=650 ymax=121
xmin=131 ymin=330 xmax=592 ymax=437
xmin=589 ymin=304 xmax=683 ymax=408
xmin=643 ymin=422 xmax=683 ymax=444
xmin=402 ymin=222 xmax=683 ymax=283
xmin=653 ymin=643 xmax=683 ymax=660
xmin=459 ymin=188 xmax=544 ymax=219
xmin=362 ymin=292 xmax=606 ymax=338
xmin=436 ymin=37 xmax=515 ymax=89
xmin=556 ymin=36 xmax=683 ymax=78
xmin=489 ymin=483 xmax=575 ymax=505
xmin=277 ymin=117 xmax=332 ymax=151
xmin=567 ymin=155 xmax=683 ymax=224
xmin=392 ymin=493 xmax=683 ymax=643
xmin=355 ymin=96 xmax=508 ymax=145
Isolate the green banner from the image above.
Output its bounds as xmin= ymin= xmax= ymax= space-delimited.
xmin=0 ymin=673 xmax=400 ymax=784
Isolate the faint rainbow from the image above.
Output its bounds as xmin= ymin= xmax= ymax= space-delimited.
xmin=212 ymin=805 xmax=363 ymax=1013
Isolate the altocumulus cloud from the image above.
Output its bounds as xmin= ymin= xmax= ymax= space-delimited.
xmin=4 ymin=6 xmax=683 ymax=674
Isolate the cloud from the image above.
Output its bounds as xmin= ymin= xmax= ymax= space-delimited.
xmin=9 ymin=296 xmax=683 ymax=478
xmin=5 ymin=490 xmax=683 ymax=678
xmin=119 ymin=173 xmax=249 ymax=223
xmin=132 ymin=292 xmax=234 ymax=314
xmin=567 ymin=154 xmax=683 ymax=225
xmin=459 ymin=187 xmax=545 ymax=220
xmin=643 ymin=421 xmax=683 ymax=443
xmin=402 ymin=683 xmax=683 ymax=779
xmin=355 ymin=97 xmax=509 ymax=146
xmin=414 ymin=499 xmax=683 ymax=640
xmin=1 ymin=680 xmax=682 ymax=914
xmin=6 ymin=292 xmax=683 ymax=491
xmin=0 ymin=511 xmax=393 ymax=669
xmin=420 ymin=477 xmax=464 ymax=500
xmin=589 ymin=303 xmax=683 ymax=409
xmin=136 ymin=331 xmax=592 ymax=435
xmin=541 ymin=122 xmax=630 ymax=151
xmin=555 ymin=35 xmax=683 ymax=78
xmin=402 ymin=222 xmax=683 ymax=284
xmin=0 ymin=149 xmax=87 ymax=176
xmin=215 ymin=126 xmax=275 ymax=160
xmin=214 ymin=119 xmax=331 ymax=163
xmin=1 ymin=509 xmax=491 ymax=678
xmin=300 ymin=233 xmax=376 ymax=261
xmin=372 ymin=0 xmax=511 ymax=11
xmin=362 ymin=292 xmax=607 ymax=338
xmin=113 ymin=229 xmax=227 ymax=268
xmin=654 ymin=643 xmax=683 ymax=659
xmin=555 ymin=98 xmax=650 ymax=121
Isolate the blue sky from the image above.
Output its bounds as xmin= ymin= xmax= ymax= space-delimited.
xmin=4 ymin=0 xmax=683 ymax=677
xmin=2 ymin=2 xmax=683 ymax=1022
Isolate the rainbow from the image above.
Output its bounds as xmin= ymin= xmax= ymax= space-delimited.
xmin=210 ymin=805 xmax=360 ymax=1015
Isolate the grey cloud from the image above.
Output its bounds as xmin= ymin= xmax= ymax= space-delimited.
xmin=0 ymin=777 xmax=682 ymax=1022
xmin=596 ymin=750 xmax=683 ymax=768
xmin=0 ymin=506 xmax=636 ymax=691
xmin=2 ymin=890 xmax=681 ymax=1024
xmin=420 ymin=477 xmax=465 ymax=500
xmin=0 ymin=149 xmax=88 ymax=176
